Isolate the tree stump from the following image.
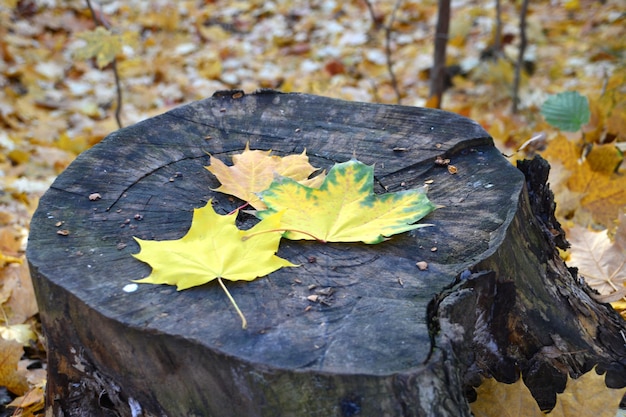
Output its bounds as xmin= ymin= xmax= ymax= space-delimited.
xmin=27 ymin=90 xmax=626 ymax=417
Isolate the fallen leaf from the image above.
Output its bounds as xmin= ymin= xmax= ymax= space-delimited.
xmin=551 ymin=368 xmax=626 ymax=417
xmin=0 ymin=324 xmax=36 ymax=346
xmin=541 ymin=91 xmax=591 ymax=132
xmin=7 ymin=361 xmax=46 ymax=417
xmin=567 ymin=225 xmax=626 ymax=298
xmin=206 ymin=144 xmax=324 ymax=209
xmin=133 ymin=203 xmax=296 ymax=288
xmin=541 ymin=135 xmax=626 ymax=229
xmin=0 ymin=337 xmax=28 ymax=395
xmin=471 ymin=374 xmax=544 ymax=417
xmin=471 ymin=367 xmax=626 ymax=417
xmin=585 ymin=143 xmax=624 ymax=175
xmin=257 ymin=159 xmax=436 ymax=244
xmin=0 ymin=252 xmax=22 ymax=267
xmin=55 ymin=132 xmax=90 ymax=156
xmin=132 ymin=201 xmax=297 ymax=328
xmin=611 ymin=299 xmax=626 ymax=320
xmin=610 ymin=212 xmax=626 ymax=316
xmin=2 ymin=262 xmax=39 ymax=324
xmin=73 ymin=27 xmax=137 ymax=69
xmin=73 ymin=27 xmax=121 ymax=69
xmin=8 ymin=384 xmax=45 ymax=413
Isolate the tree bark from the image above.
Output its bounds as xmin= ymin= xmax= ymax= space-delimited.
xmin=27 ymin=90 xmax=625 ymax=416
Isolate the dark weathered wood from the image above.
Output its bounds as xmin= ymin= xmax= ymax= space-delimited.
xmin=27 ymin=90 xmax=625 ymax=416
xmin=436 ymin=156 xmax=626 ymax=410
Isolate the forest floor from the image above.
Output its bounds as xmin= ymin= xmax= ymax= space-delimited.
xmin=0 ymin=0 xmax=624 ymax=415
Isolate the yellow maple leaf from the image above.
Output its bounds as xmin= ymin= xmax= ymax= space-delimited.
xmin=567 ymin=225 xmax=626 ymax=300
xmin=132 ymin=201 xmax=297 ymax=328
xmin=206 ymin=144 xmax=324 ymax=209
xmin=257 ymin=159 xmax=436 ymax=244
xmin=551 ymin=369 xmax=626 ymax=417
xmin=541 ymin=135 xmax=626 ymax=229
xmin=471 ymin=368 xmax=626 ymax=417
xmin=73 ymin=27 xmax=137 ymax=69
xmin=471 ymin=375 xmax=544 ymax=417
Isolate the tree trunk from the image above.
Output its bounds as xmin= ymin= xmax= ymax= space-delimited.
xmin=429 ymin=0 xmax=451 ymax=108
xmin=27 ymin=90 xmax=626 ymax=416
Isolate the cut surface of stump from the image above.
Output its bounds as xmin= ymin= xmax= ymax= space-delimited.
xmin=27 ymin=90 xmax=626 ymax=417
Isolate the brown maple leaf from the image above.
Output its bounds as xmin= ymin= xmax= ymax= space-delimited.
xmin=206 ymin=144 xmax=324 ymax=209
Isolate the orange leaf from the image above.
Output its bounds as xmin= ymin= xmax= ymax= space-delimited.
xmin=206 ymin=144 xmax=324 ymax=209
xmin=0 ymin=338 xmax=28 ymax=395
xmin=424 ymin=95 xmax=440 ymax=109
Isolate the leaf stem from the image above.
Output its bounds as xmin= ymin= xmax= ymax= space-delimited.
xmin=228 ymin=202 xmax=249 ymax=215
xmin=242 ymin=228 xmax=326 ymax=243
xmin=217 ymin=276 xmax=247 ymax=329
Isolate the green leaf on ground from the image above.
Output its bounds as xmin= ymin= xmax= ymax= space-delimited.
xmin=541 ymin=91 xmax=590 ymax=132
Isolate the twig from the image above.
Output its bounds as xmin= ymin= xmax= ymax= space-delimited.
xmin=512 ymin=0 xmax=529 ymax=113
xmin=494 ymin=0 xmax=502 ymax=55
xmin=362 ymin=0 xmax=402 ymax=104
xmin=85 ymin=0 xmax=124 ymax=128
xmin=362 ymin=0 xmax=380 ymax=30
xmin=110 ymin=60 xmax=123 ymax=129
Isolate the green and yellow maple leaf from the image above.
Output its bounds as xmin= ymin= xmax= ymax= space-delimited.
xmin=206 ymin=144 xmax=324 ymax=209
xmin=132 ymin=201 xmax=297 ymax=328
xmin=257 ymin=159 xmax=436 ymax=244
xmin=471 ymin=368 xmax=626 ymax=417
xmin=73 ymin=27 xmax=137 ymax=69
